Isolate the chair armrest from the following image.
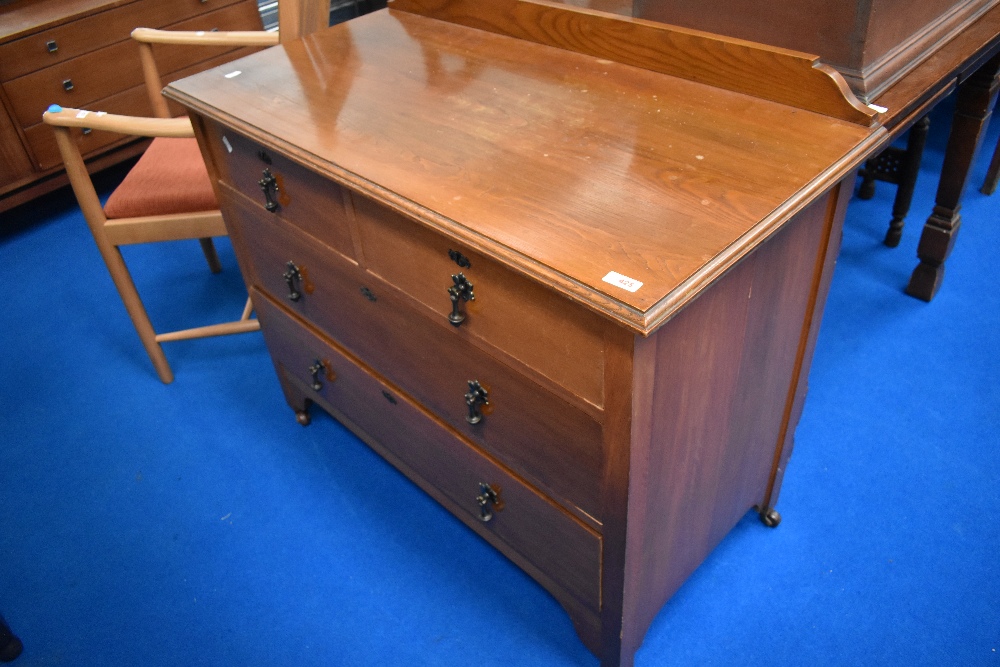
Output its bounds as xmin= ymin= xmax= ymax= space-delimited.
xmin=131 ymin=27 xmax=280 ymax=47
xmin=42 ymin=106 xmax=194 ymax=138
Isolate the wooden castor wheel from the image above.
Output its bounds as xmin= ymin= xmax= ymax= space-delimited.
xmin=295 ymin=410 xmax=311 ymax=426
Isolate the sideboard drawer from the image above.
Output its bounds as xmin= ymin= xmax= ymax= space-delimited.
xmin=253 ymin=289 xmax=602 ymax=613
xmin=21 ymin=47 xmax=254 ymax=171
xmin=5 ymin=38 xmax=142 ymax=128
xmin=5 ymin=2 xmax=261 ymax=129
xmin=204 ymin=123 xmax=357 ymax=261
xmin=0 ymin=0 xmax=247 ymax=82
xmin=224 ymin=187 xmax=604 ymax=519
xmin=352 ymin=193 xmax=606 ymax=409
xmin=22 ymin=84 xmax=156 ymax=170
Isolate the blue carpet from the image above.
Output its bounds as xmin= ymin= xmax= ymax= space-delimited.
xmin=1 ymin=99 xmax=997 ymax=666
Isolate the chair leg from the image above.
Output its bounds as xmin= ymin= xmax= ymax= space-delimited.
xmin=100 ymin=244 xmax=175 ymax=384
xmin=199 ymin=237 xmax=223 ymax=274
xmin=241 ymin=296 xmax=255 ymax=321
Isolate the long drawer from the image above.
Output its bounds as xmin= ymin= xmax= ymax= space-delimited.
xmin=223 ymin=186 xmax=605 ymax=521
xmin=204 ymin=123 xmax=605 ymax=408
xmin=252 ymin=288 xmax=602 ymax=614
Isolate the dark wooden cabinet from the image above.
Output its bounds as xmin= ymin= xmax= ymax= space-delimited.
xmin=0 ymin=0 xmax=263 ymax=214
xmin=166 ymin=3 xmax=886 ymax=665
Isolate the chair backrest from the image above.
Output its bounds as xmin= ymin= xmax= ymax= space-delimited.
xmin=135 ymin=0 xmax=332 ymax=118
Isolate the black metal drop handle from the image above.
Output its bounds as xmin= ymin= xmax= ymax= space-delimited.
xmin=259 ymin=168 xmax=279 ymax=212
xmin=308 ymin=360 xmax=326 ymax=392
xmin=448 ymin=273 xmax=475 ymax=326
xmin=465 ymin=380 xmax=489 ymax=425
xmin=283 ymin=261 xmax=303 ymax=302
xmin=476 ymin=483 xmax=504 ymax=522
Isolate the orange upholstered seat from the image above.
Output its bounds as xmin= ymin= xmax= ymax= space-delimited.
xmin=103 ymin=137 xmax=217 ymax=220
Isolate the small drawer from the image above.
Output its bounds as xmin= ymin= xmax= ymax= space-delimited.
xmin=352 ymin=193 xmax=606 ymax=409
xmin=0 ymin=0 xmax=251 ymax=82
xmin=202 ymin=124 xmax=357 ymax=261
xmin=253 ymin=289 xmax=602 ymax=613
xmin=224 ymin=188 xmax=604 ymax=520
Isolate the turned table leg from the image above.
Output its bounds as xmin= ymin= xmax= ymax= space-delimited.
xmin=980 ymin=130 xmax=1000 ymax=195
xmin=857 ymin=115 xmax=931 ymax=247
xmin=906 ymin=52 xmax=1000 ymax=301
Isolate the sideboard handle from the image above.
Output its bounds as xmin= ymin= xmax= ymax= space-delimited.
xmin=46 ymin=40 xmax=58 ymax=53
xmin=465 ymin=379 xmax=489 ymax=424
xmin=62 ymin=79 xmax=74 ymax=92
xmin=476 ymin=483 xmax=504 ymax=522
xmin=258 ymin=168 xmax=279 ymax=212
xmin=448 ymin=272 xmax=475 ymax=326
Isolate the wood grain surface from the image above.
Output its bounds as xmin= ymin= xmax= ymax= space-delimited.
xmin=167 ymin=9 xmax=883 ymax=334
xmin=390 ymin=0 xmax=877 ymax=125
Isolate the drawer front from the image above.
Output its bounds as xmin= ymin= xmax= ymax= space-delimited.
xmin=225 ymin=188 xmax=604 ymax=520
xmin=203 ymin=124 xmax=357 ymax=261
xmin=5 ymin=2 xmax=260 ymax=129
xmin=0 ymin=0 xmax=252 ymax=82
xmin=22 ymin=84 xmax=150 ymax=170
xmin=352 ymin=193 xmax=606 ymax=408
xmin=21 ymin=48 xmax=257 ymax=171
xmin=253 ymin=289 xmax=602 ymax=613
xmin=0 ymin=99 xmax=33 ymax=186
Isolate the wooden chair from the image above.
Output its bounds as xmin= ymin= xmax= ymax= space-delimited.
xmin=130 ymin=0 xmax=335 ymax=119
xmin=43 ymin=106 xmax=260 ymax=384
xmin=41 ymin=0 xmax=334 ymax=384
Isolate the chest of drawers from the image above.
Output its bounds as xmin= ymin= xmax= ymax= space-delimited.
xmin=0 ymin=0 xmax=262 ymax=213
xmin=166 ymin=3 xmax=887 ymax=665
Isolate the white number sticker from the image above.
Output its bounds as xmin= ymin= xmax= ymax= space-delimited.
xmin=602 ymin=271 xmax=643 ymax=293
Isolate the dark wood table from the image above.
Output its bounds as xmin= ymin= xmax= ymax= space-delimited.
xmin=870 ymin=4 xmax=1000 ymax=300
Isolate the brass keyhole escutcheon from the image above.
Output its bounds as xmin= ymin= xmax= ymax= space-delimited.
xmin=448 ymin=273 xmax=475 ymax=327
xmin=477 ymin=483 xmax=504 ymax=522
xmin=448 ymin=249 xmax=471 ymax=268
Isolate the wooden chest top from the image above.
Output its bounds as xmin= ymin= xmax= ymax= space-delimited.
xmin=166 ymin=7 xmax=882 ymax=332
